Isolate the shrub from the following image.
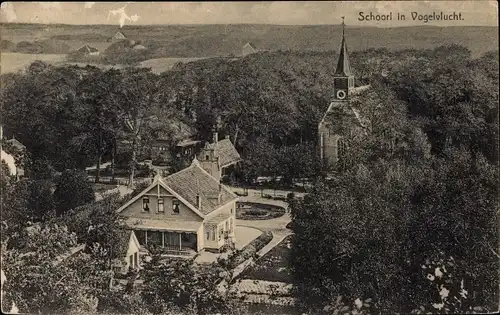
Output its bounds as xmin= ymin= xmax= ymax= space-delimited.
xmin=225 ymin=231 xmax=273 ymax=269
xmin=244 ymin=209 xmax=268 ymax=216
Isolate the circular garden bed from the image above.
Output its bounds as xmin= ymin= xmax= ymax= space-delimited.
xmin=236 ymin=202 xmax=286 ymax=220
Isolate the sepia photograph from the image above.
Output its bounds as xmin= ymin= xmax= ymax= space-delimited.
xmin=0 ymin=1 xmax=498 ymax=314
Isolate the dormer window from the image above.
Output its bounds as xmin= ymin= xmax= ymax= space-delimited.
xmin=172 ymin=198 xmax=180 ymax=214
xmin=142 ymin=197 xmax=150 ymax=212
xmin=205 ymin=155 xmax=209 ymax=161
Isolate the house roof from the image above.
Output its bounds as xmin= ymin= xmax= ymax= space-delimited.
xmin=125 ymin=218 xmax=202 ymax=232
xmin=77 ymin=45 xmax=99 ymax=53
xmin=243 ymin=42 xmax=257 ymax=51
xmin=6 ymin=138 xmax=25 ymax=150
xmin=117 ymin=160 xmax=237 ymax=217
xmin=177 ymin=139 xmax=201 ymax=147
xmin=114 ymin=31 xmax=127 ymax=39
xmin=206 ymin=212 xmax=232 ymax=225
xmin=164 ymin=158 xmax=238 ymax=215
xmin=201 ymin=138 xmax=241 ymax=168
xmin=117 ymin=174 xmax=206 ymax=218
xmin=114 ymin=228 xmax=138 ymax=258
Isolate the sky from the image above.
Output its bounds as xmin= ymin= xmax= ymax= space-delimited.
xmin=0 ymin=1 xmax=498 ymax=27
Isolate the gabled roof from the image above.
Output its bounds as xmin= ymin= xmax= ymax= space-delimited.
xmin=164 ymin=158 xmax=238 ymax=215
xmin=77 ymin=44 xmax=99 ymax=53
xmin=114 ymin=228 xmax=139 ymax=258
xmin=116 ymin=174 xmax=206 ymax=218
xmin=202 ymin=138 xmax=241 ymax=168
xmin=114 ymin=31 xmax=127 ymax=40
xmin=243 ymin=42 xmax=257 ymax=50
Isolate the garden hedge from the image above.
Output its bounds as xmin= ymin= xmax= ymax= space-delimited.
xmin=226 ymin=231 xmax=273 ymax=269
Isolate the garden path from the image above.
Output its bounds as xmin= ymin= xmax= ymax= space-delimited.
xmin=235 ymin=194 xmax=292 ymax=257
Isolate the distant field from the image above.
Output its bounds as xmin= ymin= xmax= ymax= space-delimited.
xmin=139 ymin=57 xmax=208 ymax=73
xmin=1 ymin=52 xmax=66 ymax=74
xmin=1 ymin=23 xmax=498 ymax=59
xmin=1 ymin=52 xmax=210 ymax=75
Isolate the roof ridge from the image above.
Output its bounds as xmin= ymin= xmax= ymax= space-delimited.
xmin=165 ymin=161 xmax=197 ymax=180
xmin=190 ymin=161 xmax=238 ymax=199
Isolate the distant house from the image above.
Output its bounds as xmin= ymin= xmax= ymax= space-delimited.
xmin=77 ymin=44 xmax=100 ymax=56
xmin=242 ymin=42 xmax=258 ymax=56
xmin=176 ymin=139 xmax=203 ymax=160
xmin=112 ymin=31 xmax=127 ymax=42
xmin=117 ymin=158 xmax=238 ymax=256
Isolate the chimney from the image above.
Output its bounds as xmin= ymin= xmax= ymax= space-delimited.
xmin=196 ymin=194 xmax=201 ymax=209
xmin=213 ymin=131 xmax=218 ymax=143
xmin=225 ymin=135 xmax=230 ymax=140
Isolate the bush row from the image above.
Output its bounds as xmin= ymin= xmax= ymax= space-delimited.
xmin=223 ymin=231 xmax=273 ymax=269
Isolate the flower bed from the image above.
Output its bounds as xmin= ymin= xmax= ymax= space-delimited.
xmin=236 ymin=202 xmax=286 ymax=220
xmin=240 ymin=235 xmax=293 ymax=283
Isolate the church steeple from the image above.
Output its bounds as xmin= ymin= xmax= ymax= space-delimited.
xmin=334 ymin=17 xmax=352 ymax=77
xmin=332 ymin=17 xmax=355 ymax=101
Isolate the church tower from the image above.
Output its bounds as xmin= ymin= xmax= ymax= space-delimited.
xmin=318 ymin=18 xmax=358 ymax=171
xmin=333 ymin=18 xmax=355 ymax=100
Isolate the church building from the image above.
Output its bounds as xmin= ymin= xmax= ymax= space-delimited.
xmin=318 ymin=19 xmax=370 ymax=171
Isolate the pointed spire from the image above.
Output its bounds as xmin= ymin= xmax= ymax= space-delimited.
xmin=334 ymin=17 xmax=352 ymax=77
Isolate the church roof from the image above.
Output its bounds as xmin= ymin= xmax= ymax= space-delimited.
xmin=202 ymin=138 xmax=241 ymax=168
xmin=334 ymin=21 xmax=352 ymax=77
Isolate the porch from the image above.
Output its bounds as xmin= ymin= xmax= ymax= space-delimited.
xmin=135 ymin=230 xmax=197 ymax=256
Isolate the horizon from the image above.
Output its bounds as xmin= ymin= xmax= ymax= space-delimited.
xmin=1 ymin=21 xmax=498 ymax=29
xmin=1 ymin=2 xmax=498 ymax=27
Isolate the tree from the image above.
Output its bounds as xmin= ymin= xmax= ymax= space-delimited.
xmin=2 ymin=223 xmax=112 ymax=314
xmin=141 ymin=256 xmax=231 ymax=315
xmin=60 ymin=193 xmax=125 ymax=267
xmin=53 ymin=169 xmax=95 ymax=215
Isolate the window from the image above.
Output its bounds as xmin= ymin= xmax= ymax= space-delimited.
xmin=205 ymin=155 xmax=209 ymax=161
xmin=206 ymin=232 xmax=210 ymax=240
xmin=211 ymin=228 xmax=216 ymax=241
xmin=142 ymin=197 xmax=150 ymax=212
xmin=158 ymin=198 xmax=164 ymax=212
xmin=172 ymin=198 xmax=180 ymax=214
xmin=129 ymin=255 xmax=133 ymax=268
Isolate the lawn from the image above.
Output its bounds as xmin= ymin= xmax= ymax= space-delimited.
xmin=236 ymin=202 xmax=286 ymax=220
xmin=138 ymin=57 xmax=208 ymax=74
xmin=240 ymin=235 xmax=293 ymax=283
xmin=92 ymin=183 xmax=118 ymax=194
